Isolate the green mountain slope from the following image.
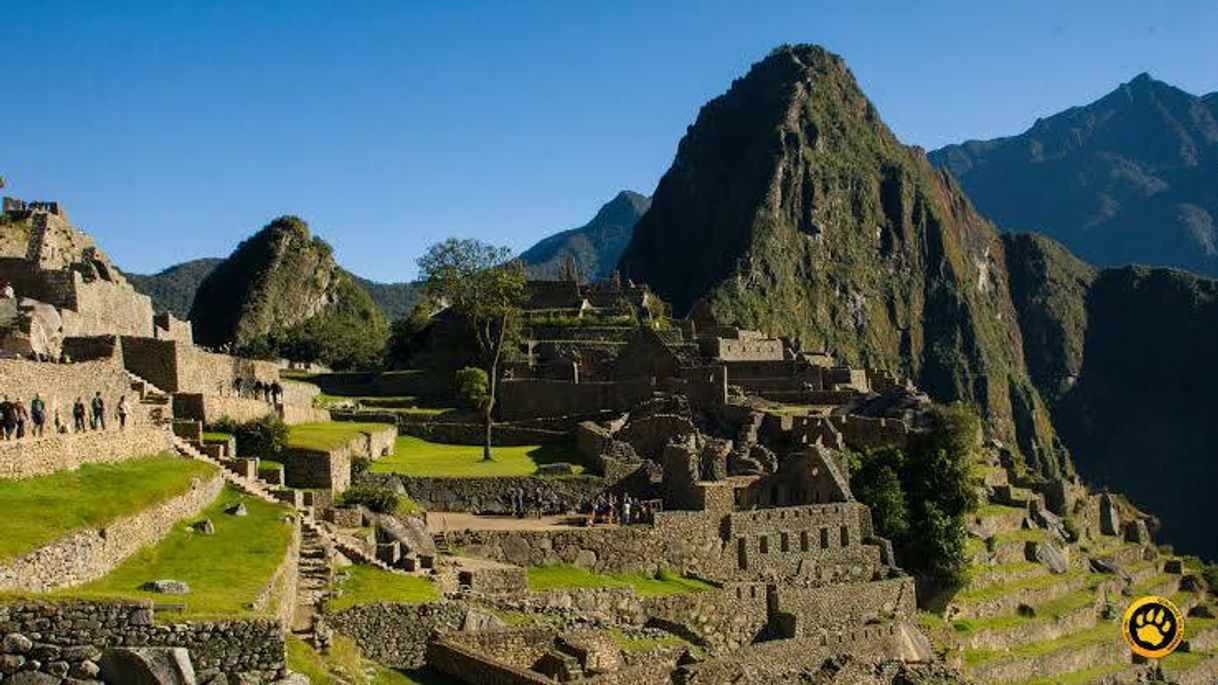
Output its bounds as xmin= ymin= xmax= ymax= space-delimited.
xmin=127 ymin=258 xmax=222 ymax=318
xmin=519 ymin=191 xmax=650 ymax=280
xmin=1005 ymin=232 xmax=1218 ymax=557
xmin=618 ymin=44 xmax=1065 ymax=476
xmin=189 ymin=216 xmax=388 ymax=369
xmin=931 ymin=74 xmax=1218 ymax=277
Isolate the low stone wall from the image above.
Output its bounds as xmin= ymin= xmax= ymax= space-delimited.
xmin=366 ymin=473 xmax=608 ymax=514
xmin=770 ymin=576 xmax=916 ymax=638
xmin=252 ymin=516 xmax=301 ymax=628
xmin=0 ymin=425 xmax=171 ymax=479
xmin=0 ymin=600 xmax=286 ymax=682
xmin=642 ymin=585 xmax=769 ymax=653
xmin=279 ymin=402 xmax=332 ymax=426
xmin=395 ymin=419 xmax=567 ymax=446
xmin=498 ymin=379 xmax=652 ymax=421
xmin=327 ymin=601 xmax=467 ymax=668
xmin=174 ymin=392 xmax=276 ymax=424
xmin=0 ymin=471 xmax=223 ymax=592
xmin=282 ymin=424 xmax=396 ymax=494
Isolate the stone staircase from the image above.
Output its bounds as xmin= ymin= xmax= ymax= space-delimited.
xmin=171 ymin=435 xmax=401 ymax=575
xmin=293 ymin=523 xmax=337 ymax=650
xmin=924 ymin=456 xmax=1218 ymax=685
xmin=124 ymin=369 xmax=173 ymax=427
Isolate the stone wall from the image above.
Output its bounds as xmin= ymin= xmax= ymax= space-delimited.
xmin=0 ymin=357 xmax=149 ymax=428
xmin=499 ymin=379 xmax=652 ymax=421
xmin=279 ymin=402 xmax=332 ymax=426
xmin=705 ymin=336 xmax=784 ymax=362
xmin=387 ymin=417 xmax=567 ymax=446
xmin=252 ymin=516 xmax=301 ymax=628
xmin=792 ymin=415 xmax=909 ymax=452
xmin=174 ymin=392 xmax=276 ymax=424
xmin=153 ymin=311 xmax=194 ymax=344
xmin=60 ymin=334 xmax=121 ymax=362
xmin=61 ymin=273 xmax=155 ymax=339
xmin=642 ymin=585 xmax=770 ymax=652
xmin=327 ymin=601 xmax=467 ymax=668
xmin=119 ymin=337 xmax=278 ymax=394
xmin=0 ymin=471 xmax=223 ymax=591
xmin=723 ymin=503 xmax=884 ymax=582
xmin=769 ymin=576 xmax=915 ymax=637
xmin=281 ymin=449 xmax=352 ymax=493
xmin=0 ymin=600 xmax=286 ymax=682
xmin=368 ymin=473 xmax=608 ymax=514
xmin=0 ymin=425 xmax=172 ymax=479
xmin=428 ymin=628 xmax=556 ymax=685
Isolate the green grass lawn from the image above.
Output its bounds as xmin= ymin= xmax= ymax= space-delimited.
xmin=369 ymin=436 xmax=583 ymax=477
xmin=526 ymin=566 xmax=714 ymax=597
xmin=325 ymin=565 xmax=440 ymax=611
xmin=287 ymin=421 xmax=393 ymax=452
xmin=0 ymin=454 xmax=217 ymax=563
xmin=57 ymin=485 xmax=293 ymax=618
xmin=202 ymin=431 xmax=234 ymax=442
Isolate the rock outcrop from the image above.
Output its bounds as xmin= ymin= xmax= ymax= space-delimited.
xmin=188 ymin=216 xmax=388 ymax=369
xmin=618 ymin=44 xmax=1064 ymax=475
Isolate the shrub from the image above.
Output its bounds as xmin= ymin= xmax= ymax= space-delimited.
xmin=455 ymin=367 xmax=489 ymax=410
xmin=351 ymin=454 xmax=372 ymax=476
xmin=340 ymin=485 xmax=399 ymax=514
xmin=213 ymin=414 xmax=289 ymax=457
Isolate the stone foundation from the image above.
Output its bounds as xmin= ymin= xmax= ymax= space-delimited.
xmin=0 ymin=600 xmax=286 ymax=682
xmin=327 ymin=602 xmax=467 ymax=669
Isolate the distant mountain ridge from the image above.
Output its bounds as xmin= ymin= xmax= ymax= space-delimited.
xmin=930 ymin=73 xmax=1218 ymax=276
xmin=126 ymin=258 xmax=222 ymax=319
xmin=519 ymin=190 xmax=650 ymax=280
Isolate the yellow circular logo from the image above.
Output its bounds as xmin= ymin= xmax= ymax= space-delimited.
xmin=1122 ymin=596 xmax=1184 ymax=659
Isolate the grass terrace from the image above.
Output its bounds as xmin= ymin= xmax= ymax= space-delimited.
xmin=325 ymin=564 xmax=440 ymax=611
xmin=287 ymin=421 xmax=393 ymax=452
xmin=526 ymin=566 xmax=715 ymax=597
xmin=370 ymin=435 xmax=584 ymax=478
xmin=0 ymin=454 xmax=217 ymax=562
xmin=54 ymin=486 xmax=294 ymax=618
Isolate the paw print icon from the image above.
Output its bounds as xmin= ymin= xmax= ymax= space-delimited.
xmin=1122 ymin=596 xmax=1184 ymax=659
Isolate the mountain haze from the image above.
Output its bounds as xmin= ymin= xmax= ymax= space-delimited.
xmin=931 ymin=74 xmax=1218 ymax=276
xmin=618 ymin=44 xmax=1065 ymax=475
xmin=519 ymin=191 xmax=650 ymax=280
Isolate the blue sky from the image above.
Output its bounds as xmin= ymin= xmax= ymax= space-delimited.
xmin=4 ymin=1 xmax=1217 ymax=281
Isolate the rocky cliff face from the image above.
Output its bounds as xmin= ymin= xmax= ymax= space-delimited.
xmin=932 ymin=74 xmax=1218 ymax=277
xmin=618 ymin=45 xmax=1064 ymax=475
xmin=1006 ymin=231 xmax=1218 ymax=557
xmin=189 ymin=216 xmax=387 ymax=369
xmin=520 ymin=191 xmax=651 ymax=281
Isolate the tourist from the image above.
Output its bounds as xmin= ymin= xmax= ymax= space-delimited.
xmin=72 ymin=397 xmax=86 ymax=432
xmin=0 ymin=395 xmax=14 ymax=440
xmin=271 ymin=381 xmax=283 ymax=404
xmin=254 ymin=380 xmax=265 ymax=402
xmin=232 ymin=377 xmax=242 ymax=398
xmin=0 ymin=280 xmax=14 ymax=299
xmin=12 ymin=399 xmax=27 ymax=439
xmin=53 ymin=404 xmax=66 ymax=434
xmin=117 ymin=395 xmax=130 ymax=429
xmin=622 ymin=495 xmax=632 ymax=525
xmin=29 ymin=393 xmax=45 ymax=438
xmin=90 ymin=391 xmax=106 ymax=430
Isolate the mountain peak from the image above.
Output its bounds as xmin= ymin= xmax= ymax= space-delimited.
xmin=518 ymin=191 xmax=650 ymax=281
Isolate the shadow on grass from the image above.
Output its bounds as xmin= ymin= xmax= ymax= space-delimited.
xmin=526 ymin=440 xmax=585 ymax=469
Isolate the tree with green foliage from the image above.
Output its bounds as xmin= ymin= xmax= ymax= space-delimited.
xmin=847 ymin=404 xmax=981 ymax=586
xmin=418 ymin=238 xmax=527 ymax=461
xmin=211 ymin=414 xmax=289 ymax=457
xmin=455 ymin=367 xmax=489 ymax=411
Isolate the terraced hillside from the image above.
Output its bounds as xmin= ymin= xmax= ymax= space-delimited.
xmin=921 ymin=454 xmax=1218 ymax=684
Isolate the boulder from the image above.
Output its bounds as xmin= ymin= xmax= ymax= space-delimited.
xmin=98 ymin=647 xmax=197 ymax=685
xmin=462 ymin=608 xmax=507 ymax=632
xmin=0 ymin=654 xmax=25 ymax=674
xmin=373 ymin=514 xmax=437 ymax=558
xmin=193 ymin=518 xmax=215 ymax=535
xmin=1124 ymin=519 xmax=1150 ymax=544
xmin=1033 ymin=540 xmax=1069 ymax=574
xmin=536 ymin=462 xmax=575 ymax=476
xmin=225 ymin=502 xmax=248 ymax=517
xmin=140 ymin=579 xmax=191 ymax=595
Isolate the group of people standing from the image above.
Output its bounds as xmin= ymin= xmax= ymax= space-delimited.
xmin=586 ymin=493 xmax=653 ymax=527
xmin=0 ymin=391 xmax=132 ymax=440
xmin=231 ymin=378 xmax=284 ymax=404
